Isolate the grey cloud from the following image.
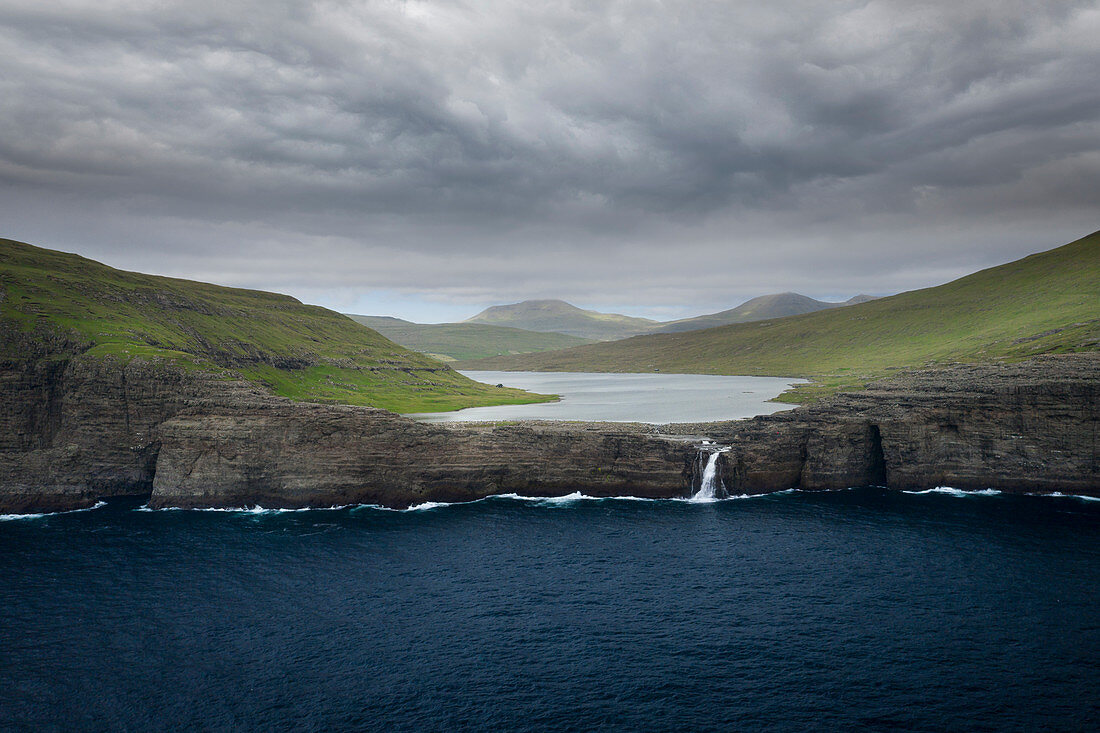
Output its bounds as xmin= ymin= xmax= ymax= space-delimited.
xmin=0 ymin=0 xmax=1097 ymax=320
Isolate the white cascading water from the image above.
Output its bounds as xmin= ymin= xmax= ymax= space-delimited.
xmin=691 ymin=449 xmax=725 ymax=501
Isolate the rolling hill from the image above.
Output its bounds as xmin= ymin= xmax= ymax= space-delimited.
xmin=346 ymin=314 xmax=594 ymax=361
xmin=456 ymin=231 xmax=1100 ymax=401
xmin=656 ymin=293 xmax=875 ymax=333
xmin=464 ymin=293 xmax=876 ymax=341
xmin=465 ymin=299 xmax=660 ymax=340
xmin=0 ymin=239 xmax=550 ymax=413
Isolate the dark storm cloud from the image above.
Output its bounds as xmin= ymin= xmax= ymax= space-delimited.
xmin=1 ymin=0 xmax=1097 ymax=320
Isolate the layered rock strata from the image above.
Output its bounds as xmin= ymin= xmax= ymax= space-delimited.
xmin=151 ymin=405 xmax=695 ymax=509
xmin=1 ymin=352 xmax=1096 ymax=513
xmin=670 ymin=355 xmax=1099 ymax=496
xmin=0 ymin=352 xmax=697 ymax=512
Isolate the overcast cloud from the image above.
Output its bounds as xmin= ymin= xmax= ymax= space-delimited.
xmin=1 ymin=0 xmax=1097 ymax=321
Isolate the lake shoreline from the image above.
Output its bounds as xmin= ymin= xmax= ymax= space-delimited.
xmin=407 ymin=370 xmax=807 ymax=423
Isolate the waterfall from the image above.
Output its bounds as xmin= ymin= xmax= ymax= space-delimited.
xmin=691 ymin=448 xmax=726 ymax=501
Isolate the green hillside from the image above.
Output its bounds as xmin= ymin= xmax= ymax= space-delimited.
xmin=0 ymin=239 xmax=551 ymax=413
xmin=457 ymin=231 xmax=1100 ymax=401
xmin=656 ymin=292 xmax=861 ymax=333
xmin=465 ymin=299 xmax=660 ymax=340
xmin=346 ymin=315 xmax=594 ymax=361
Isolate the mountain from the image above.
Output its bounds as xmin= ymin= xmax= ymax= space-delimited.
xmin=464 ymin=293 xmax=877 ymax=340
xmin=349 ymin=314 xmax=417 ymax=330
xmin=455 ymin=231 xmax=1100 ymax=401
xmin=657 ymin=292 xmax=844 ymax=333
xmin=465 ymin=299 xmax=660 ymax=340
xmin=0 ymin=239 xmax=550 ymax=413
xmin=345 ymin=315 xmax=594 ymax=361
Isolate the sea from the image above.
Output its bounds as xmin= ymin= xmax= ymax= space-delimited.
xmin=3 ymin=488 xmax=1098 ymax=731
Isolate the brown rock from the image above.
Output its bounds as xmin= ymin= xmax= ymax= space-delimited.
xmin=0 ymin=350 xmax=1096 ymax=513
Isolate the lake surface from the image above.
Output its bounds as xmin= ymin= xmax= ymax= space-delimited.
xmin=3 ymin=489 xmax=1097 ymax=731
xmin=410 ymin=370 xmax=806 ymax=422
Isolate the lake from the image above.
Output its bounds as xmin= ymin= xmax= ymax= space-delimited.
xmin=2 ymin=489 xmax=1097 ymax=730
xmin=409 ymin=370 xmax=806 ymax=422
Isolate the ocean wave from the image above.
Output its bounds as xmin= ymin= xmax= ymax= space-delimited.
xmin=901 ymin=487 xmax=1003 ymax=497
xmin=48 ymin=490 xmax=807 ymax=518
xmin=398 ymin=492 xmax=672 ymax=510
xmin=901 ymin=487 xmax=1100 ymax=502
xmin=147 ymin=486 xmax=862 ymax=513
xmin=404 ymin=500 xmax=454 ymax=511
xmin=138 ymin=504 xmax=354 ymax=514
xmin=496 ymin=492 xmax=652 ymax=505
xmin=13 ymin=486 xmax=1093 ymax=520
xmin=681 ymin=489 xmax=797 ymax=503
xmin=1037 ymin=491 xmax=1100 ymax=502
xmin=493 ymin=491 xmax=787 ymax=506
xmin=0 ymin=500 xmax=108 ymax=521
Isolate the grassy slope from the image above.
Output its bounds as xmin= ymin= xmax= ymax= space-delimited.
xmin=657 ymin=293 xmax=841 ymax=333
xmin=346 ymin=315 xmax=595 ymax=361
xmin=0 ymin=239 xmax=551 ymax=413
xmin=457 ymin=231 xmax=1100 ymax=401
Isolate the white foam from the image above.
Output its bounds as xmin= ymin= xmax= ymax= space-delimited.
xmin=1039 ymin=492 xmax=1100 ymax=502
xmin=535 ymin=491 xmax=587 ymax=505
xmin=405 ymin=501 xmax=451 ymax=511
xmin=675 ymin=488 xmax=793 ymax=503
xmin=126 ymin=488 xmax=808 ymax=514
xmin=128 ymin=486 xmax=1098 ymax=515
xmin=490 ymin=492 xmax=661 ymax=505
xmin=139 ymin=503 xmax=352 ymax=513
xmin=902 ymin=487 xmax=1002 ymax=497
xmin=487 ymin=492 xmax=599 ymax=506
xmin=0 ymin=500 xmax=107 ymax=521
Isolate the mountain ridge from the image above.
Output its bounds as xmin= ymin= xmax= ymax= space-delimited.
xmin=345 ymin=314 xmax=594 ymax=361
xmin=460 ymin=292 xmax=876 ymax=341
xmin=655 ymin=292 xmax=876 ymax=333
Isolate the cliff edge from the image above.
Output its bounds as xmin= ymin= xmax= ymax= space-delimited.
xmin=1 ymin=348 xmax=1096 ymax=513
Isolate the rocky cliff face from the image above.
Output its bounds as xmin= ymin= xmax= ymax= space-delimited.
xmin=1 ymin=351 xmax=1096 ymax=513
xmin=0 ymin=352 xmax=260 ymax=512
xmin=668 ymin=356 xmax=1099 ymax=496
xmin=150 ymin=404 xmax=695 ymax=509
xmin=0 ymin=351 xmax=698 ymax=512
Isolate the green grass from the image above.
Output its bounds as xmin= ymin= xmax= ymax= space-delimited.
xmin=456 ymin=231 xmax=1100 ymax=400
xmin=346 ymin=315 xmax=595 ymax=361
xmin=0 ymin=239 xmax=553 ymax=413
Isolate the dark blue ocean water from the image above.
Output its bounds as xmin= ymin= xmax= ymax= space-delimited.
xmin=2 ymin=489 xmax=1098 ymax=732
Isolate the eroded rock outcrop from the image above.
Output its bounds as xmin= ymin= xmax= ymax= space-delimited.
xmin=0 ymin=352 xmax=1096 ymax=513
xmin=0 ymin=352 xmax=697 ymax=512
xmin=0 ymin=353 xmax=263 ymax=512
xmin=150 ymin=404 xmax=695 ymax=509
xmin=668 ymin=356 xmax=1099 ymax=496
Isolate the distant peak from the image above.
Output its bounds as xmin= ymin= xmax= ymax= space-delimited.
xmin=463 ymin=298 xmax=658 ymax=340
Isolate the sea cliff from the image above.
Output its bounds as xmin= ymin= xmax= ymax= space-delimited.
xmin=1 ymin=346 xmax=1096 ymax=513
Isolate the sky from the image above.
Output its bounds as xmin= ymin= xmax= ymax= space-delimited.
xmin=1 ymin=0 xmax=1097 ymax=323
